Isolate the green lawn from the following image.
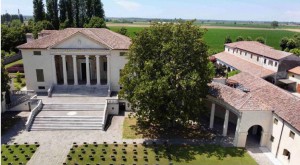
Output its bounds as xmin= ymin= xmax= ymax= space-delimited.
xmin=65 ymin=143 xmax=257 ymax=165
xmin=108 ymin=26 xmax=298 ymax=53
xmin=4 ymin=59 xmax=23 ymax=69
xmin=123 ymin=117 xmax=144 ymax=139
xmin=1 ymin=143 xmax=39 ymax=165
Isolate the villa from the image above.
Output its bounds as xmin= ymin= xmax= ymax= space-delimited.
xmin=16 ymin=29 xmax=300 ymax=165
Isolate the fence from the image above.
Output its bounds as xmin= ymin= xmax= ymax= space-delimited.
xmin=3 ymin=53 xmax=22 ymax=65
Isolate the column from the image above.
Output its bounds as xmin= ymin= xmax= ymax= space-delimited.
xmin=209 ymin=103 xmax=215 ymax=129
xmin=72 ymin=55 xmax=78 ymax=85
xmin=85 ymin=55 xmax=90 ymax=85
xmin=62 ymin=55 xmax=68 ymax=85
xmin=233 ymin=117 xmax=241 ymax=146
xmin=223 ymin=109 xmax=229 ymax=136
xmin=52 ymin=55 xmax=57 ymax=84
xmin=107 ymin=55 xmax=111 ymax=93
xmin=96 ymin=55 xmax=101 ymax=85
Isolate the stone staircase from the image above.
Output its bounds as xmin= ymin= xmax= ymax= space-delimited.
xmin=29 ymin=103 xmax=106 ymax=131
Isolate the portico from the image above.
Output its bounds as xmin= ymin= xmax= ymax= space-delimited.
xmin=51 ymin=49 xmax=111 ymax=89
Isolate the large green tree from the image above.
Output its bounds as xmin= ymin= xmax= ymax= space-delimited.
xmin=120 ymin=21 xmax=214 ymax=127
xmin=93 ymin=0 xmax=105 ymax=18
xmin=84 ymin=16 xmax=106 ymax=28
xmin=33 ymin=0 xmax=46 ymax=22
xmin=46 ymin=0 xmax=59 ymax=29
xmin=1 ymin=60 xmax=11 ymax=102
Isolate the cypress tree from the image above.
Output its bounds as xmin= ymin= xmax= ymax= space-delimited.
xmin=46 ymin=0 xmax=59 ymax=29
xmin=59 ymin=0 xmax=67 ymax=23
xmin=93 ymin=0 xmax=105 ymax=19
xmin=66 ymin=0 xmax=74 ymax=25
xmin=33 ymin=0 xmax=45 ymax=22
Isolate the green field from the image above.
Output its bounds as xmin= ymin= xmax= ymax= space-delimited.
xmin=65 ymin=143 xmax=257 ymax=165
xmin=109 ymin=26 xmax=298 ymax=53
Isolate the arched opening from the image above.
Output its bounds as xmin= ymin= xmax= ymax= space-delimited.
xmin=246 ymin=125 xmax=263 ymax=147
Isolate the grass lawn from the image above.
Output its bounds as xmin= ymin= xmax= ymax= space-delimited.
xmin=123 ymin=116 xmax=214 ymax=140
xmin=1 ymin=143 xmax=39 ymax=165
xmin=65 ymin=143 xmax=257 ymax=165
xmin=4 ymin=59 xmax=23 ymax=69
xmin=108 ymin=26 xmax=298 ymax=53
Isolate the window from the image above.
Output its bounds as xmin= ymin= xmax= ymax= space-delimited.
xmin=245 ymin=52 xmax=247 ymax=56
xmin=240 ymin=51 xmax=242 ymax=55
xmin=270 ymin=136 xmax=274 ymax=142
xmin=120 ymin=52 xmax=127 ymax=56
xmin=228 ymin=48 xmax=230 ymax=52
xmin=257 ymin=56 xmax=259 ymax=62
xmin=103 ymin=62 xmax=107 ymax=71
xmin=268 ymin=60 xmax=273 ymax=66
xmin=292 ymin=75 xmax=295 ymax=77
xmin=274 ymin=118 xmax=278 ymax=124
xmin=283 ymin=149 xmax=291 ymax=160
xmin=36 ymin=69 xmax=44 ymax=82
xmin=289 ymin=131 xmax=295 ymax=139
xmin=275 ymin=62 xmax=278 ymax=67
xmin=38 ymin=86 xmax=45 ymax=89
xmin=33 ymin=51 xmax=41 ymax=55
xmin=264 ymin=59 xmax=267 ymax=64
xmin=250 ymin=54 xmax=253 ymax=59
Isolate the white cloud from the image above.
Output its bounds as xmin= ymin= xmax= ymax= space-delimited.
xmin=114 ymin=0 xmax=141 ymax=11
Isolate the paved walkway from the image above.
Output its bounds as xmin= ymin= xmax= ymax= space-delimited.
xmin=247 ymin=147 xmax=282 ymax=165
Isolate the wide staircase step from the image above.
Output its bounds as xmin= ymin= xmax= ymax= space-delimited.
xmin=51 ymin=85 xmax=109 ymax=97
xmin=42 ymin=104 xmax=105 ymax=111
xmin=29 ymin=103 xmax=106 ymax=131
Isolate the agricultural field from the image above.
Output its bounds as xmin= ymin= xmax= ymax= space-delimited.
xmin=109 ymin=26 xmax=298 ymax=53
xmin=65 ymin=142 xmax=257 ymax=165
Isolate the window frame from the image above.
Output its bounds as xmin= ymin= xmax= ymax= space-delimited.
xmin=289 ymin=131 xmax=295 ymax=139
xmin=33 ymin=51 xmax=42 ymax=56
xmin=36 ymin=69 xmax=44 ymax=82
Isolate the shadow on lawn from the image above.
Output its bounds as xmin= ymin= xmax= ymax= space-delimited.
xmin=145 ymin=143 xmax=247 ymax=162
xmin=130 ymin=118 xmax=216 ymax=139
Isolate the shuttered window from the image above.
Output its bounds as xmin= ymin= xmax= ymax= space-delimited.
xmin=33 ymin=51 xmax=41 ymax=55
xmin=36 ymin=69 xmax=44 ymax=82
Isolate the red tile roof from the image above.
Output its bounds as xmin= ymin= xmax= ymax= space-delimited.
xmin=210 ymin=72 xmax=300 ymax=131
xmin=225 ymin=41 xmax=292 ymax=60
xmin=214 ymin=52 xmax=275 ymax=77
xmin=289 ymin=66 xmax=300 ymax=75
xmin=18 ymin=28 xmax=131 ymax=50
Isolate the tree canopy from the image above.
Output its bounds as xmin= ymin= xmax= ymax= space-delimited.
xmin=84 ymin=16 xmax=106 ymax=28
xmin=271 ymin=21 xmax=279 ymax=28
xmin=255 ymin=37 xmax=266 ymax=44
xmin=119 ymin=21 xmax=214 ymax=128
xmin=1 ymin=60 xmax=11 ymax=102
xmin=33 ymin=0 xmax=46 ymax=22
xmin=224 ymin=35 xmax=232 ymax=44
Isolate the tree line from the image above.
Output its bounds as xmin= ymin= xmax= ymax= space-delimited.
xmin=33 ymin=0 xmax=105 ymax=29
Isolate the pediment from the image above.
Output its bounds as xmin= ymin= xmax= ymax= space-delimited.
xmin=52 ymin=33 xmax=109 ymax=49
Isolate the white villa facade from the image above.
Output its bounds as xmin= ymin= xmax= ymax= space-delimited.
xmin=18 ymin=28 xmax=130 ymax=93
xmin=17 ymin=29 xmax=300 ymax=165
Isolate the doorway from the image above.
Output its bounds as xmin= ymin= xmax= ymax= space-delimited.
xmin=81 ymin=63 xmax=86 ymax=81
xmin=246 ymin=125 xmax=263 ymax=147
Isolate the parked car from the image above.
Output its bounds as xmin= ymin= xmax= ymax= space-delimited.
xmin=6 ymin=64 xmax=24 ymax=73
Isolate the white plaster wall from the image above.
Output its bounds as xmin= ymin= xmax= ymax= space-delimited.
xmin=274 ymin=119 xmax=300 ymax=165
xmin=54 ymin=33 xmax=106 ymax=49
xmin=267 ymin=115 xmax=284 ymax=157
xmin=288 ymin=73 xmax=300 ymax=84
xmin=223 ymin=47 xmax=278 ymax=72
xmin=21 ymin=49 xmax=54 ymax=92
xmin=107 ymin=103 xmax=119 ymax=115
xmin=109 ymin=50 xmax=128 ymax=91
xmin=8 ymin=101 xmax=30 ymax=111
xmin=235 ymin=110 xmax=273 ymax=147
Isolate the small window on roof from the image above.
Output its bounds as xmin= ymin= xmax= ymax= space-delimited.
xmin=283 ymin=149 xmax=291 ymax=160
xmin=33 ymin=51 xmax=41 ymax=55
xmin=120 ymin=52 xmax=127 ymax=56
xmin=289 ymin=131 xmax=295 ymax=139
xmin=274 ymin=118 xmax=278 ymax=124
xmin=264 ymin=59 xmax=267 ymax=64
xmin=268 ymin=60 xmax=273 ymax=66
xmin=270 ymin=135 xmax=274 ymax=142
xmin=275 ymin=62 xmax=278 ymax=67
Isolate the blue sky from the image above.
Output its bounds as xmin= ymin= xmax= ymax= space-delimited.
xmin=1 ymin=0 xmax=300 ymax=22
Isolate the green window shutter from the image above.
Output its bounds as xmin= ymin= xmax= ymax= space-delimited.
xmin=36 ymin=69 xmax=44 ymax=82
xmin=33 ymin=51 xmax=42 ymax=55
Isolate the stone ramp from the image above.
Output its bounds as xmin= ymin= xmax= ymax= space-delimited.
xmin=30 ymin=104 xmax=105 ymax=131
xmin=51 ymin=85 xmax=109 ymax=97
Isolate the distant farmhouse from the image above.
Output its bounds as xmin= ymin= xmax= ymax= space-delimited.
xmin=15 ymin=30 xmax=300 ymax=165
